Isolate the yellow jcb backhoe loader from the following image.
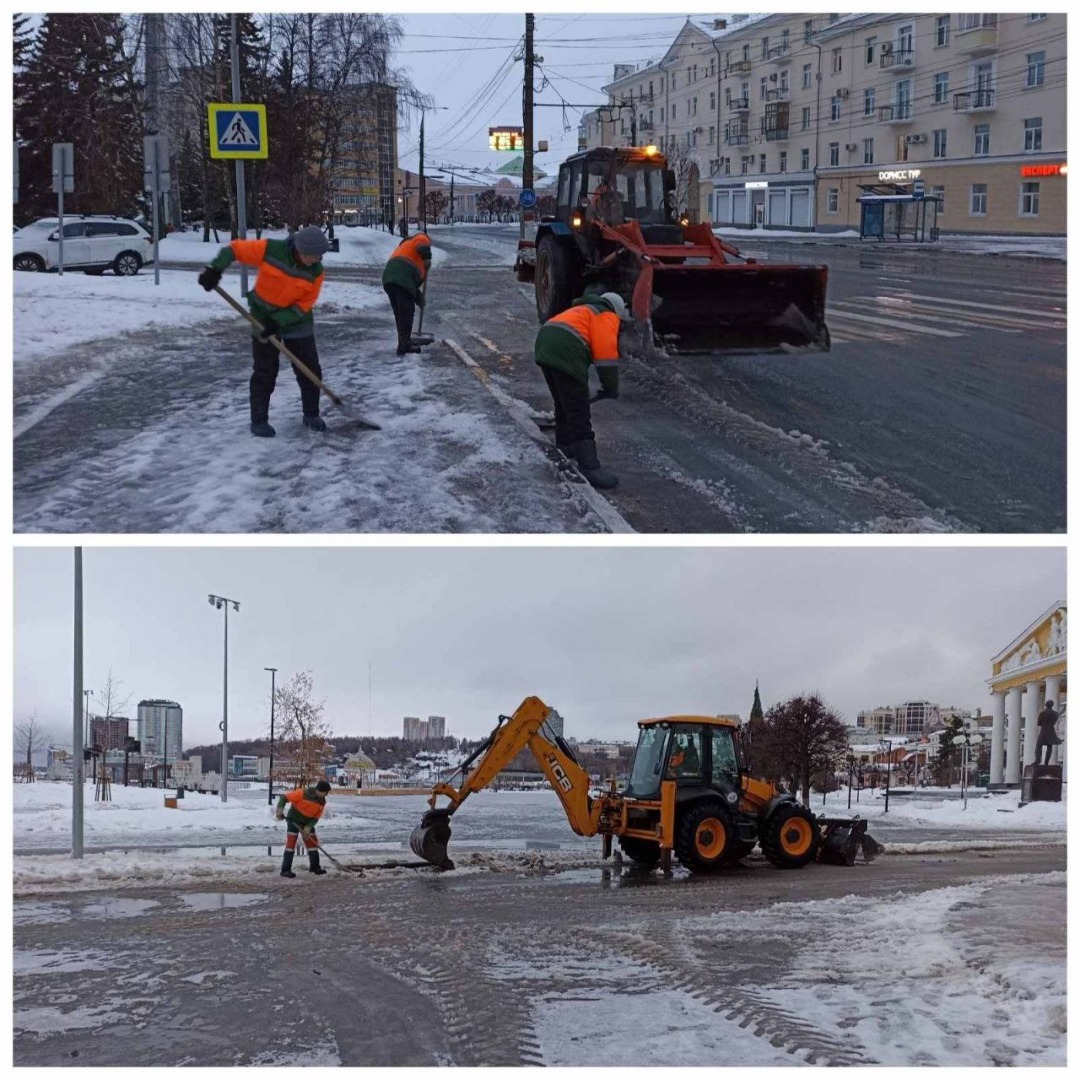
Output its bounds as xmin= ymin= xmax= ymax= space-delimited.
xmin=410 ymin=696 xmax=881 ymax=874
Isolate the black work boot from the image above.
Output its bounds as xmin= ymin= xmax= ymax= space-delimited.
xmin=302 ymin=415 xmax=327 ymax=432
xmin=395 ymin=345 xmax=422 ymax=355
xmin=569 ymin=439 xmax=618 ymax=490
xmin=308 ymin=849 xmax=328 ymax=875
xmin=280 ymin=851 xmax=296 ymax=878
xmin=250 ymin=421 xmax=276 ymax=438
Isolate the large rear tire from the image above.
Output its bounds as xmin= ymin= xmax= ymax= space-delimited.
xmin=761 ymin=803 xmax=820 ymax=869
xmin=535 ymin=235 xmax=577 ymax=323
xmin=618 ymin=835 xmax=661 ymax=867
xmin=674 ymin=799 xmax=735 ymax=872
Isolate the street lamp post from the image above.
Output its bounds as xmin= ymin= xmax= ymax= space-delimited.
xmin=880 ymin=739 xmax=893 ymax=813
xmin=208 ymin=593 xmax=240 ymax=803
xmin=265 ymin=666 xmax=277 ymax=805
xmin=846 ymin=754 xmax=856 ymax=810
xmin=952 ymin=730 xmax=984 ymax=810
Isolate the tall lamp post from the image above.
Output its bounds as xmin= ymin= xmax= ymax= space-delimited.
xmin=265 ymin=666 xmax=277 ymax=805
xmin=952 ymin=730 xmax=984 ymax=810
xmin=208 ymin=593 xmax=240 ymax=803
xmin=879 ymin=739 xmax=894 ymax=813
xmin=846 ymin=753 xmax=856 ymax=810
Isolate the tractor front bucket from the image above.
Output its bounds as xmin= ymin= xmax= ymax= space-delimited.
xmin=818 ymin=817 xmax=883 ymax=866
xmin=646 ymin=262 xmax=831 ymax=354
xmin=409 ymin=807 xmax=456 ymax=870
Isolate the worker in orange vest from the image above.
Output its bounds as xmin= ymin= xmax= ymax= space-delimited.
xmin=198 ymin=226 xmax=329 ymax=437
xmin=382 ymin=233 xmax=432 ymax=355
xmin=533 ymin=292 xmax=630 ymax=489
xmin=275 ymin=779 xmax=332 ymax=878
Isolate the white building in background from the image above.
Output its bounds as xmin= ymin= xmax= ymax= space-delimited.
xmin=137 ymin=699 xmax=183 ymax=764
xmin=987 ymin=602 xmax=1066 ymax=786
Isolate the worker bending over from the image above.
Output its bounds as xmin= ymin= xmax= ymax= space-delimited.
xmin=275 ymin=779 xmax=333 ymax=878
xmin=382 ymin=232 xmax=432 ymax=355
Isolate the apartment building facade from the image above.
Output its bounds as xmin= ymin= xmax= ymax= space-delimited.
xmin=585 ymin=13 xmax=1064 ymax=235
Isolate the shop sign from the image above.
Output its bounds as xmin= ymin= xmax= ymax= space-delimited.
xmin=744 ymin=180 xmax=769 ymax=189
xmin=878 ymin=169 xmax=921 ymax=182
xmin=1020 ymin=163 xmax=1066 ymax=177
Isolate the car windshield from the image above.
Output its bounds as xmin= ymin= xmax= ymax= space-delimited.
xmin=614 ymin=162 xmax=669 ymax=224
xmin=626 ymin=725 xmax=669 ymax=797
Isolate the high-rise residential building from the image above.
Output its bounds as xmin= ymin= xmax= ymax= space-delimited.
xmin=330 ymin=82 xmax=399 ymax=227
xmin=427 ymin=715 xmax=446 ymax=739
xmin=137 ymin=699 xmax=183 ymax=764
xmin=547 ymin=708 xmax=565 ymax=738
xmin=89 ymin=715 xmax=131 ymax=752
xmin=403 ymin=716 xmax=423 ymax=742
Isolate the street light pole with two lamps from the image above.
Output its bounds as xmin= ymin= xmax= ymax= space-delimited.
xmin=951 ymin=729 xmax=984 ymax=810
xmin=878 ymin=739 xmax=894 ymax=813
xmin=208 ymin=593 xmax=241 ymax=803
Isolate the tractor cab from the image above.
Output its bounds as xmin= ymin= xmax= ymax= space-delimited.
xmin=624 ymin=717 xmax=745 ymax=802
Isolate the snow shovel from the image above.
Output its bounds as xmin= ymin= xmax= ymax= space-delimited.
xmin=410 ymin=277 xmax=435 ymax=348
xmin=213 ymin=284 xmax=381 ymax=431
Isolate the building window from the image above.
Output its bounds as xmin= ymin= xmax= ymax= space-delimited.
xmin=804 ymin=19 xmax=814 ymax=43
xmin=958 ymin=13 xmax=997 ymax=32
xmin=827 ymin=188 xmax=839 ymax=213
xmin=759 ymin=153 xmax=767 ymax=173
xmin=741 ymin=156 xmax=751 ymax=174
xmin=742 ymin=43 xmax=750 ymax=63
xmin=863 ymin=137 xmax=874 ymax=164
xmin=933 ymin=128 xmax=947 ymax=158
xmin=865 ymin=37 xmax=876 ymax=64
xmin=832 ymin=47 xmax=842 ymax=74
xmin=672 ymin=103 xmax=677 ymax=119
xmin=828 ymin=142 xmax=840 ymax=166
xmin=1026 ymin=51 xmax=1046 ymax=88
xmin=1020 ymin=181 xmax=1040 ymax=216
xmin=931 ymin=184 xmax=945 ymax=213
xmin=660 ymin=107 xmax=665 ymax=122
xmin=936 ymin=15 xmax=950 ymax=46
xmin=802 ymin=63 xmax=812 ymax=89
xmin=1024 ymin=117 xmax=1043 ymax=152
xmin=801 ymin=147 xmax=810 ymax=170
xmin=760 ymin=76 xmax=768 ymax=101
xmin=934 ymin=72 xmax=949 ymax=104
xmin=692 ymin=97 xmax=698 ymax=116
xmin=970 ymin=183 xmax=987 ymax=215
xmin=709 ymin=91 xmax=716 ymax=111
xmin=672 ymin=72 xmax=677 ymax=89
xmin=864 ymin=87 xmax=875 ymax=116
xmin=974 ymin=123 xmax=990 ymax=156
xmin=1028 ymin=13 xmax=1047 ymax=20
xmin=780 ymin=69 xmax=789 ymax=93
xmin=779 ymin=151 xmax=787 ymax=173
xmin=761 ymin=36 xmax=769 ymax=59
xmin=831 ymin=98 xmax=841 ymax=122
xmin=709 ymin=126 xmax=714 ymax=145
xmin=801 ymin=106 xmax=811 ymax=130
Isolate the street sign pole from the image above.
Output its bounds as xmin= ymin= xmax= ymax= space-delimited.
xmin=144 ymin=135 xmax=170 ymax=287
xmin=230 ymin=15 xmax=249 ymax=298
xmin=150 ymin=139 xmax=161 ymax=286
xmin=52 ymin=143 xmax=73 ymax=276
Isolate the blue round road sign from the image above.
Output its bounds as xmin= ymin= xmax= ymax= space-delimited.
xmin=520 ymin=188 xmax=537 ymax=208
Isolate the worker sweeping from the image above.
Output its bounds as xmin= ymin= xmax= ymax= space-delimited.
xmin=381 ymin=232 xmax=432 ymax=355
xmin=534 ymin=292 xmax=629 ymax=490
xmin=197 ymin=226 xmax=330 ymax=437
xmin=275 ymin=778 xmax=333 ymax=878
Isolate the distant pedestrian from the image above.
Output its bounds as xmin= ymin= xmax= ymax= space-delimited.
xmin=533 ymin=292 xmax=629 ymax=489
xmin=275 ymin=779 xmax=332 ymax=877
xmin=197 ymin=226 xmax=329 ymax=437
xmin=1035 ymin=700 xmax=1061 ymax=766
xmin=382 ymin=232 xmax=432 ymax=355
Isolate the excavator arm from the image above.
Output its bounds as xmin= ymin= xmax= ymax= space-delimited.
xmin=410 ymin=696 xmax=605 ymax=869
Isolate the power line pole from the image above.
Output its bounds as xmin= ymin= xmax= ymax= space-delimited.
xmin=419 ymin=111 xmax=426 ymax=232
xmin=230 ymin=15 xmax=249 ymax=297
xmin=521 ymin=12 xmax=535 ymax=243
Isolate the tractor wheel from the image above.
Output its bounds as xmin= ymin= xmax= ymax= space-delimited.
xmin=674 ymin=800 xmax=735 ymax=872
xmin=761 ymin=803 xmax=820 ymax=869
xmin=725 ymin=840 xmax=757 ymax=864
xmin=535 ymin=235 xmax=577 ymax=323
xmin=617 ymin=836 xmax=661 ymax=867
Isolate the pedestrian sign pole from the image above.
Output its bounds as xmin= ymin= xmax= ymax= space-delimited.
xmin=51 ymin=142 xmax=74 ymax=275
xmin=143 ymin=134 xmax=170 ymax=287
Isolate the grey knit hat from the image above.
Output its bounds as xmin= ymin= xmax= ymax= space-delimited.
xmin=292 ymin=226 xmax=330 ymax=256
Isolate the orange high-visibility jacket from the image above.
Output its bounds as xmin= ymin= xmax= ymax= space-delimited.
xmin=533 ymin=297 xmax=621 ymax=391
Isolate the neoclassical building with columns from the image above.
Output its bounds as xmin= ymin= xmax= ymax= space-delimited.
xmin=987 ymin=603 xmax=1066 ymax=786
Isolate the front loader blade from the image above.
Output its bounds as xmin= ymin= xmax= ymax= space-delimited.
xmin=818 ymin=817 xmax=882 ymax=866
xmin=859 ymin=833 xmax=884 ymax=863
xmin=409 ymin=808 xmax=455 ymax=870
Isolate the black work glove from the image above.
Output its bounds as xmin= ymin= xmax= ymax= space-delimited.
xmin=257 ymin=316 xmax=282 ymax=343
xmin=197 ymin=265 xmax=222 ymax=291
xmin=595 ymin=366 xmax=620 ymax=401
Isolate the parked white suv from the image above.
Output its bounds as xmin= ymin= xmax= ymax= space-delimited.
xmin=14 ymin=215 xmax=152 ymax=275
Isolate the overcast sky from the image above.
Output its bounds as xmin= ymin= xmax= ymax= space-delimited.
xmin=14 ymin=546 xmax=1064 ymax=752
xmin=394 ymin=9 xmax=707 ymax=173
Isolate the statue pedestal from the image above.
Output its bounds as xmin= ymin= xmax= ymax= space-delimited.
xmin=1020 ymin=764 xmax=1063 ymax=805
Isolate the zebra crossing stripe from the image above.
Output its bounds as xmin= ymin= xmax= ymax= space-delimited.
xmin=890 ymin=292 xmax=1066 ymax=319
xmin=825 ymin=310 xmax=963 ymax=337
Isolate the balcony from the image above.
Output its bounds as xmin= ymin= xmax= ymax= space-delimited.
xmin=879 ymin=48 xmax=915 ymax=71
xmin=724 ymin=126 xmax=749 ymax=146
xmin=764 ymin=87 xmax=790 ymax=102
xmin=767 ymin=43 xmax=792 ymax=64
xmin=725 ymin=59 xmax=751 ymax=75
xmin=956 ymin=21 xmax=999 ymax=55
xmin=953 ymin=89 xmax=996 ymax=113
xmin=762 ymin=124 xmax=790 ymax=142
xmin=878 ymin=103 xmax=914 ymax=124
xmin=728 ymin=96 xmax=750 ymax=112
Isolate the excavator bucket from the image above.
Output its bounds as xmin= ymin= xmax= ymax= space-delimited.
xmin=648 ymin=263 xmax=830 ymax=354
xmin=409 ymin=808 xmax=456 ymax=870
xmin=818 ymin=817 xmax=882 ymax=866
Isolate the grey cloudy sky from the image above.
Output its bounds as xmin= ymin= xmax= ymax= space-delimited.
xmin=394 ymin=9 xmax=706 ymax=173
xmin=14 ymin=546 xmax=1064 ymax=752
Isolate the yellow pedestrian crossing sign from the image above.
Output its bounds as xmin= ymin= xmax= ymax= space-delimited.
xmin=208 ymin=103 xmax=268 ymax=160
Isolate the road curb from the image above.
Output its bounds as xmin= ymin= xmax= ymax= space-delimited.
xmin=444 ymin=338 xmax=635 ymax=534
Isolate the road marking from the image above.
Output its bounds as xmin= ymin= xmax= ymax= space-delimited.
xmin=889 ymin=292 xmax=1067 ymax=319
xmin=444 ymin=338 xmax=634 ymax=534
xmin=849 ymin=296 xmax=1063 ymax=332
xmin=841 ymin=300 xmax=1025 ymax=334
xmin=825 ymin=309 xmax=964 ymax=337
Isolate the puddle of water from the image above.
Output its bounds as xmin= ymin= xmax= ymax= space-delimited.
xmin=13 ymin=901 xmax=70 ymax=926
xmin=179 ymin=893 xmax=267 ymax=912
xmin=79 ymin=897 xmax=161 ymax=919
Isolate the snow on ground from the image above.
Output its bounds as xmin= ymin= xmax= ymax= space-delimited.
xmin=159 ymin=225 xmax=400 ymax=267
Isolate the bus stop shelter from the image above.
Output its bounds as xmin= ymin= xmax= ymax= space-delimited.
xmin=857 ymin=184 xmax=940 ymax=242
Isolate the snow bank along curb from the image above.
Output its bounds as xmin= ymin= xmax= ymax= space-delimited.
xmin=444 ymin=338 xmax=635 ymax=534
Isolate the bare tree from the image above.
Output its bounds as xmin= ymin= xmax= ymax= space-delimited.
xmin=14 ymin=712 xmax=49 ymax=782
xmin=95 ymin=669 xmax=133 ymax=722
xmin=273 ymin=671 xmax=333 ymax=786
